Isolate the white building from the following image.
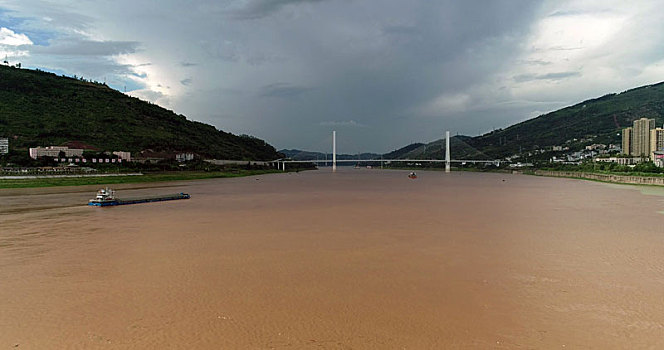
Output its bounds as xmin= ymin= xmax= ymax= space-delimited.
xmin=594 ymin=157 xmax=642 ymax=165
xmin=509 ymin=162 xmax=534 ymax=168
xmin=0 ymin=138 xmax=8 ymax=154
xmin=176 ymin=153 xmax=195 ymax=162
xmin=112 ymin=151 xmax=131 ymax=161
xmin=29 ymin=146 xmax=83 ymax=159
xmin=585 ymin=144 xmax=606 ymax=151
xmin=652 ymin=151 xmax=664 ymax=167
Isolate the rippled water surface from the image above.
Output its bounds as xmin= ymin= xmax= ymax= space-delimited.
xmin=1 ymin=170 xmax=664 ymax=348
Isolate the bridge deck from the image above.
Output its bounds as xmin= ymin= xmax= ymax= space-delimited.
xmin=281 ymin=159 xmax=500 ymax=164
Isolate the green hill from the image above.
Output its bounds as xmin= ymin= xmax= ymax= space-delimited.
xmin=0 ymin=65 xmax=280 ymax=160
xmin=383 ymin=135 xmax=491 ymax=160
xmin=391 ymin=81 xmax=664 ymax=160
xmin=279 ymin=149 xmax=381 ymax=161
xmin=382 ymin=143 xmax=424 ymax=159
xmin=464 ymin=82 xmax=664 ymax=158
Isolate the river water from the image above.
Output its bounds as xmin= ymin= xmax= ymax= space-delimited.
xmin=1 ymin=169 xmax=664 ymax=348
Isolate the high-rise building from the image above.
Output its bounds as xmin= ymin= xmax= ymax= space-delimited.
xmin=632 ymin=118 xmax=655 ymax=157
xmin=622 ymin=127 xmax=632 ymax=155
xmin=651 ymin=127 xmax=664 ymax=159
xmin=0 ymin=138 xmax=8 ymax=154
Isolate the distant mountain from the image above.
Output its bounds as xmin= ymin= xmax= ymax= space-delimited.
xmin=462 ymin=82 xmax=664 ymax=158
xmin=279 ymin=149 xmax=381 ymax=161
xmin=283 ymin=135 xmax=488 ymax=162
xmin=0 ymin=65 xmax=281 ymax=160
xmin=383 ymin=135 xmax=489 ymax=160
xmin=390 ymin=81 xmax=664 ymax=160
xmin=382 ymin=143 xmax=424 ymax=159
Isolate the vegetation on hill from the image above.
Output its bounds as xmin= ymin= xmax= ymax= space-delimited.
xmin=464 ymin=82 xmax=664 ymax=158
xmin=382 ymin=143 xmax=424 ymax=159
xmin=382 ymin=135 xmax=491 ymax=160
xmin=0 ymin=65 xmax=280 ymax=160
xmin=279 ymin=149 xmax=381 ymax=161
xmin=380 ymin=81 xmax=664 ymax=161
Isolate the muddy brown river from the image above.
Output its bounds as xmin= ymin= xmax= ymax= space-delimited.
xmin=1 ymin=169 xmax=664 ymax=349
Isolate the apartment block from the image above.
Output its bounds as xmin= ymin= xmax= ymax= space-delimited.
xmin=632 ymin=118 xmax=655 ymax=157
xmin=0 ymin=138 xmax=8 ymax=154
xmin=651 ymin=128 xmax=664 ymax=159
xmin=622 ymin=127 xmax=632 ymax=155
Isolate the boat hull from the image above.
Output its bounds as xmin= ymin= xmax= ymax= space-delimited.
xmin=88 ymin=193 xmax=190 ymax=207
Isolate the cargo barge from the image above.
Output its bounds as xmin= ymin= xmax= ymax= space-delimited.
xmin=88 ymin=188 xmax=190 ymax=207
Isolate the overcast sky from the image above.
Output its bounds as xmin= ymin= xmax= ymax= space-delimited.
xmin=1 ymin=0 xmax=663 ymax=153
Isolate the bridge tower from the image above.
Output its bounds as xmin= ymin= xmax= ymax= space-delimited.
xmin=445 ymin=131 xmax=451 ymax=173
xmin=332 ymin=130 xmax=337 ymax=172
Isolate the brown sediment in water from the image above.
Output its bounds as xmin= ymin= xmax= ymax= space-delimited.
xmin=1 ymin=169 xmax=664 ymax=348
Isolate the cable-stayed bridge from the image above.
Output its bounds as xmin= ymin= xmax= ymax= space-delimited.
xmin=276 ymin=131 xmax=504 ymax=171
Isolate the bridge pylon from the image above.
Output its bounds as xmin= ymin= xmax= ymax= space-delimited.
xmin=332 ymin=130 xmax=337 ymax=172
xmin=445 ymin=131 xmax=451 ymax=173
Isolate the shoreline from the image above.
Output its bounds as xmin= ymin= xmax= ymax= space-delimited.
xmin=0 ymin=172 xmax=144 ymax=180
xmin=532 ymin=170 xmax=664 ymax=187
xmin=408 ymin=166 xmax=664 ymax=188
xmin=0 ymin=169 xmax=284 ymax=189
xmin=5 ymin=166 xmax=663 ymax=190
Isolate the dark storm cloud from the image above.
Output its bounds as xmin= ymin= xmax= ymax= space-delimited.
xmin=199 ymin=38 xmax=282 ymax=65
xmin=319 ymin=120 xmax=367 ymax=128
xmin=381 ymin=25 xmax=420 ymax=36
xmin=259 ymin=83 xmax=312 ymax=98
xmin=175 ymin=0 xmax=548 ymax=152
xmin=0 ymin=0 xmax=547 ymax=152
xmin=227 ymin=0 xmax=327 ymax=20
xmin=5 ymin=0 xmax=663 ymax=153
xmin=31 ymin=40 xmax=140 ymax=56
xmin=268 ymin=1 xmax=543 ymax=137
xmin=513 ymin=71 xmax=582 ymax=82
xmin=27 ymin=56 xmax=140 ymax=85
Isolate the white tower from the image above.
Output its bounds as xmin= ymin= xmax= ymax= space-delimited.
xmin=332 ymin=130 xmax=337 ymax=172
xmin=445 ymin=131 xmax=451 ymax=173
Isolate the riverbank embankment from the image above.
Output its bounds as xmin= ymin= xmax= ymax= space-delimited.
xmin=535 ymin=170 xmax=664 ymax=186
xmin=0 ymin=169 xmax=283 ymax=189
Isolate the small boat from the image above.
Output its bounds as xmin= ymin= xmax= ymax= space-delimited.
xmin=408 ymin=172 xmax=417 ymax=179
xmin=88 ymin=187 xmax=190 ymax=207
